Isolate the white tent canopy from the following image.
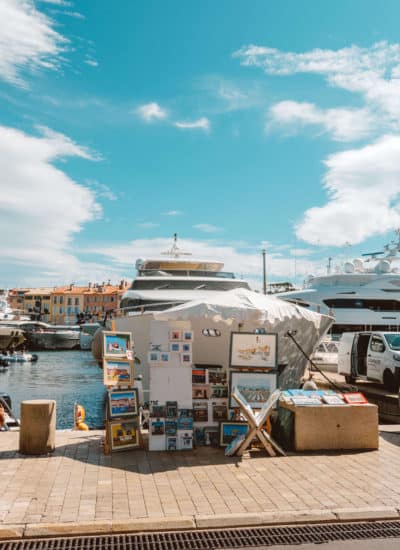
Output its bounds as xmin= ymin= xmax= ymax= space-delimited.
xmin=155 ymin=288 xmax=333 ymax=389
xmin=155 ymin=287 xmax=329 ymax=327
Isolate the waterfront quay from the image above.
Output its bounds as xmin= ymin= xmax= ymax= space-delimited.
xmin=1 ymin=427 xmax=400 ymax=539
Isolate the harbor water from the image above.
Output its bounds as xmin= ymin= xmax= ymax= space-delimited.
xmin=0 ymin=351 xmax=105 ymax=429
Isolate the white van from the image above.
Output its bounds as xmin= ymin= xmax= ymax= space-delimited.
xmin=338 ymin=331 xmax=400 ymax=392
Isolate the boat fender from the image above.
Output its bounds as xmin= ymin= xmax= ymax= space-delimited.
xmin=31 ymin=354 xmax=38 ymax=362
xmin=74 ymin=403 xmax=89 ymax=431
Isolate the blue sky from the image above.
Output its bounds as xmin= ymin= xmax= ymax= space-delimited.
xmin=1 ymin=0 xmax=400 ymax=289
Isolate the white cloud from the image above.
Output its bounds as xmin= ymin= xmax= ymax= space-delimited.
xmin=163 ymin=210 xmax=182 ymax=216
xmin=193 ymin=224 xmax=222 ymax=233
xmin=268 ymin=101 xmax=375 ymax=142
xmin=39 ymin=0 xmax=72 ymax=5
xmin=84 ymin=57 xmax=98 ymax=67
xmin=86 ymin=180 xmax=117 ymax=201
xmin=0 ymin=0 xmax=67 ymax=87
xmin=296 ymin=135 xmax=400 ymax=246
xmin=174 ymin=117 xmax=210 ymax=131
xmin=137 ymin=222 xmax=160 ymax=228
xmin=50 ymin=9 xmax=84 ymax=19
xmin=0 ymin=125 xmax=102 ymax=284
xmin=234 ymin=41 xmax=400 ymax=123
xmin=135 ymin=102 xmax=167 ymax=122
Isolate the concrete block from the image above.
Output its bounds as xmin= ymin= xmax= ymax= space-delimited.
xmin=111 ymin=516 xmax=195 ymax=532
xmin=0 ymin=525 xmax=24 ymax=540
xmin=333 ymin=507 xmax=399 ymax=521
xmin=24 ymin=521 xmax=112 ymax=538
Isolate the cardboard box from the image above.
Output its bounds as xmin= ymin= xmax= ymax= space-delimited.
xmin=280 ymin=403 xmax=378 ymax=451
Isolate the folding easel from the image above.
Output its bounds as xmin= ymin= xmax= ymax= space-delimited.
xmin=231 ymin=388 xmax=286 ymax=457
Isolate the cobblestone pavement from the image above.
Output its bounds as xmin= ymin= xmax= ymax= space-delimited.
xmin=1 ymin=429 xmax=400 ymax=537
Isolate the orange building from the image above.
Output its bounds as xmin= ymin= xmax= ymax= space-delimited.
xmin=51 ymin=281 xmax=129 ymax=324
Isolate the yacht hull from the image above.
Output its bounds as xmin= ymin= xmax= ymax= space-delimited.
xmin=28 ymin=331 xmax=80 ymax=351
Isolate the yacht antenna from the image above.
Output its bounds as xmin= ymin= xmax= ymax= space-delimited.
xmin=161 ymin=233 xmax=192 ymax=258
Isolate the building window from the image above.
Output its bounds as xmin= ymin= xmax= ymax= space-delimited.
xmin=59 ymin=307 xmax=63 ymax=314
xmin=67 ymin=298 xmax=72 ymax=306
xmin=60 ymin=296 xmax=63 ymax=304
xmin=75 ymin=298 xmax=79 ymax=305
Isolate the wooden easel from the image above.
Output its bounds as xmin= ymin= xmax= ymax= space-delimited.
xmin=231 ymin=388 xmax=286 ymax=457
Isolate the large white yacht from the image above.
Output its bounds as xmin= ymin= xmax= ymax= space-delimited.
xmin=119 ymin=234 xmax=251 ymax=313
xmin=280 ymin=233 xmax=400 ymax=337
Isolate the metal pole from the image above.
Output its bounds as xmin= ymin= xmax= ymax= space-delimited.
xmin=262 ymin=249 xmax=267 ymax=295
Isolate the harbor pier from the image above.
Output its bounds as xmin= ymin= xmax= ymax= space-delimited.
xmin=1 ymin=427 xmax=400 ymax=539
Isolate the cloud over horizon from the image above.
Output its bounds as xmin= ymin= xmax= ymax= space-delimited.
xmin=0 ymin=124 xmax=104 ymax=283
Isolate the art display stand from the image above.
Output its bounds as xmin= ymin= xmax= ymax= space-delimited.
xmin=220 ymin=331 xmax=280 ymax=452
xmin=102 ymin=331 xmax=140 ymax=454
xmin=148 ymin=320 xmax=194 ymax=451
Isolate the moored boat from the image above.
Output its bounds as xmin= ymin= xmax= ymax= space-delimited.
xmin=0 ymin=351 xmax=38 ymax=363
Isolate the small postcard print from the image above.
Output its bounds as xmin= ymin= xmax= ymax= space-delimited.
xmin=148 ymin=351 xmax=160 ymax=362
xmin=151 ymin=419 xmax=165 ymax=435
xmin=170 ymin=329 xmax=182 ymax=341
xmin=169 ymin=342 xmax=181 ymax=352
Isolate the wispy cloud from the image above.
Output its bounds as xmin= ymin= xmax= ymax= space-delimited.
xmin=199 ymin=76 xmax=262 ymax=112
xmin=86 ymin=180 xmax=117 ymax=201
xmin=268 ymin=101 xmax=375 ymax=142
xmin=84 ymin=57 xmax=98 ymax=67
xmin=296 ymin=135 xmax=400 ymax=246
xmin=174 ymin=117 xmax=210 ymax=131
xmin=235 ymin=41 xmax=400 ymax=125
xmin=163 ymin=210 xmax=182 ymax=216
xmin=193 ymin=224 xmax=222 ymax=233
xmin=39 ymin=0 xmax=72 ymax=5
xmin=135 ymin=102 xmax=168 ymax=123
xmin=137 ymin=222 xmax=160 ymax=228
xmin=49 ymin=9 xmax=84 ymax=19
xmin=0 ymin=0 xmax=68 ymax=87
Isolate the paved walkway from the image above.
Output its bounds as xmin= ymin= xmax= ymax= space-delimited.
xmin=1 ymin=428 xmax=400 ymax=538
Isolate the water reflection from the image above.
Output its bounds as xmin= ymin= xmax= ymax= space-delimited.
xmin=0 ymin=351 xmax=105 ymax=429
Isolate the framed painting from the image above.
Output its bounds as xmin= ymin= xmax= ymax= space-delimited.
xmin=220 ymin=421 xmax=249 ymax=447
xmin=103 ymin=359 xmax=133 ymax=387
xmin=230 ymin=332 xmax=277 ymax=369
xmin=108 ymin=388 xmax=138 ymax=417
xmin=229 ymin=371 xmax=278 ymax=408
xmin=103 ymin=331 xmax=132 ymax=359
xmin=109 ymin=419 xmax=139 ymax=451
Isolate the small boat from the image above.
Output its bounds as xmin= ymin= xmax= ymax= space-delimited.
xmin=0 ymin=351 xmax=38 ymax=363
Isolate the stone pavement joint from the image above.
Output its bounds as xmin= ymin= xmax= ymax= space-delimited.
xmin=2 ymin=429 xmax=400 ymax=539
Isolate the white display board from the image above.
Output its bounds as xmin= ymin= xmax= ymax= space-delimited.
xmin=150 ymin=366 xmax=192 ymax=408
